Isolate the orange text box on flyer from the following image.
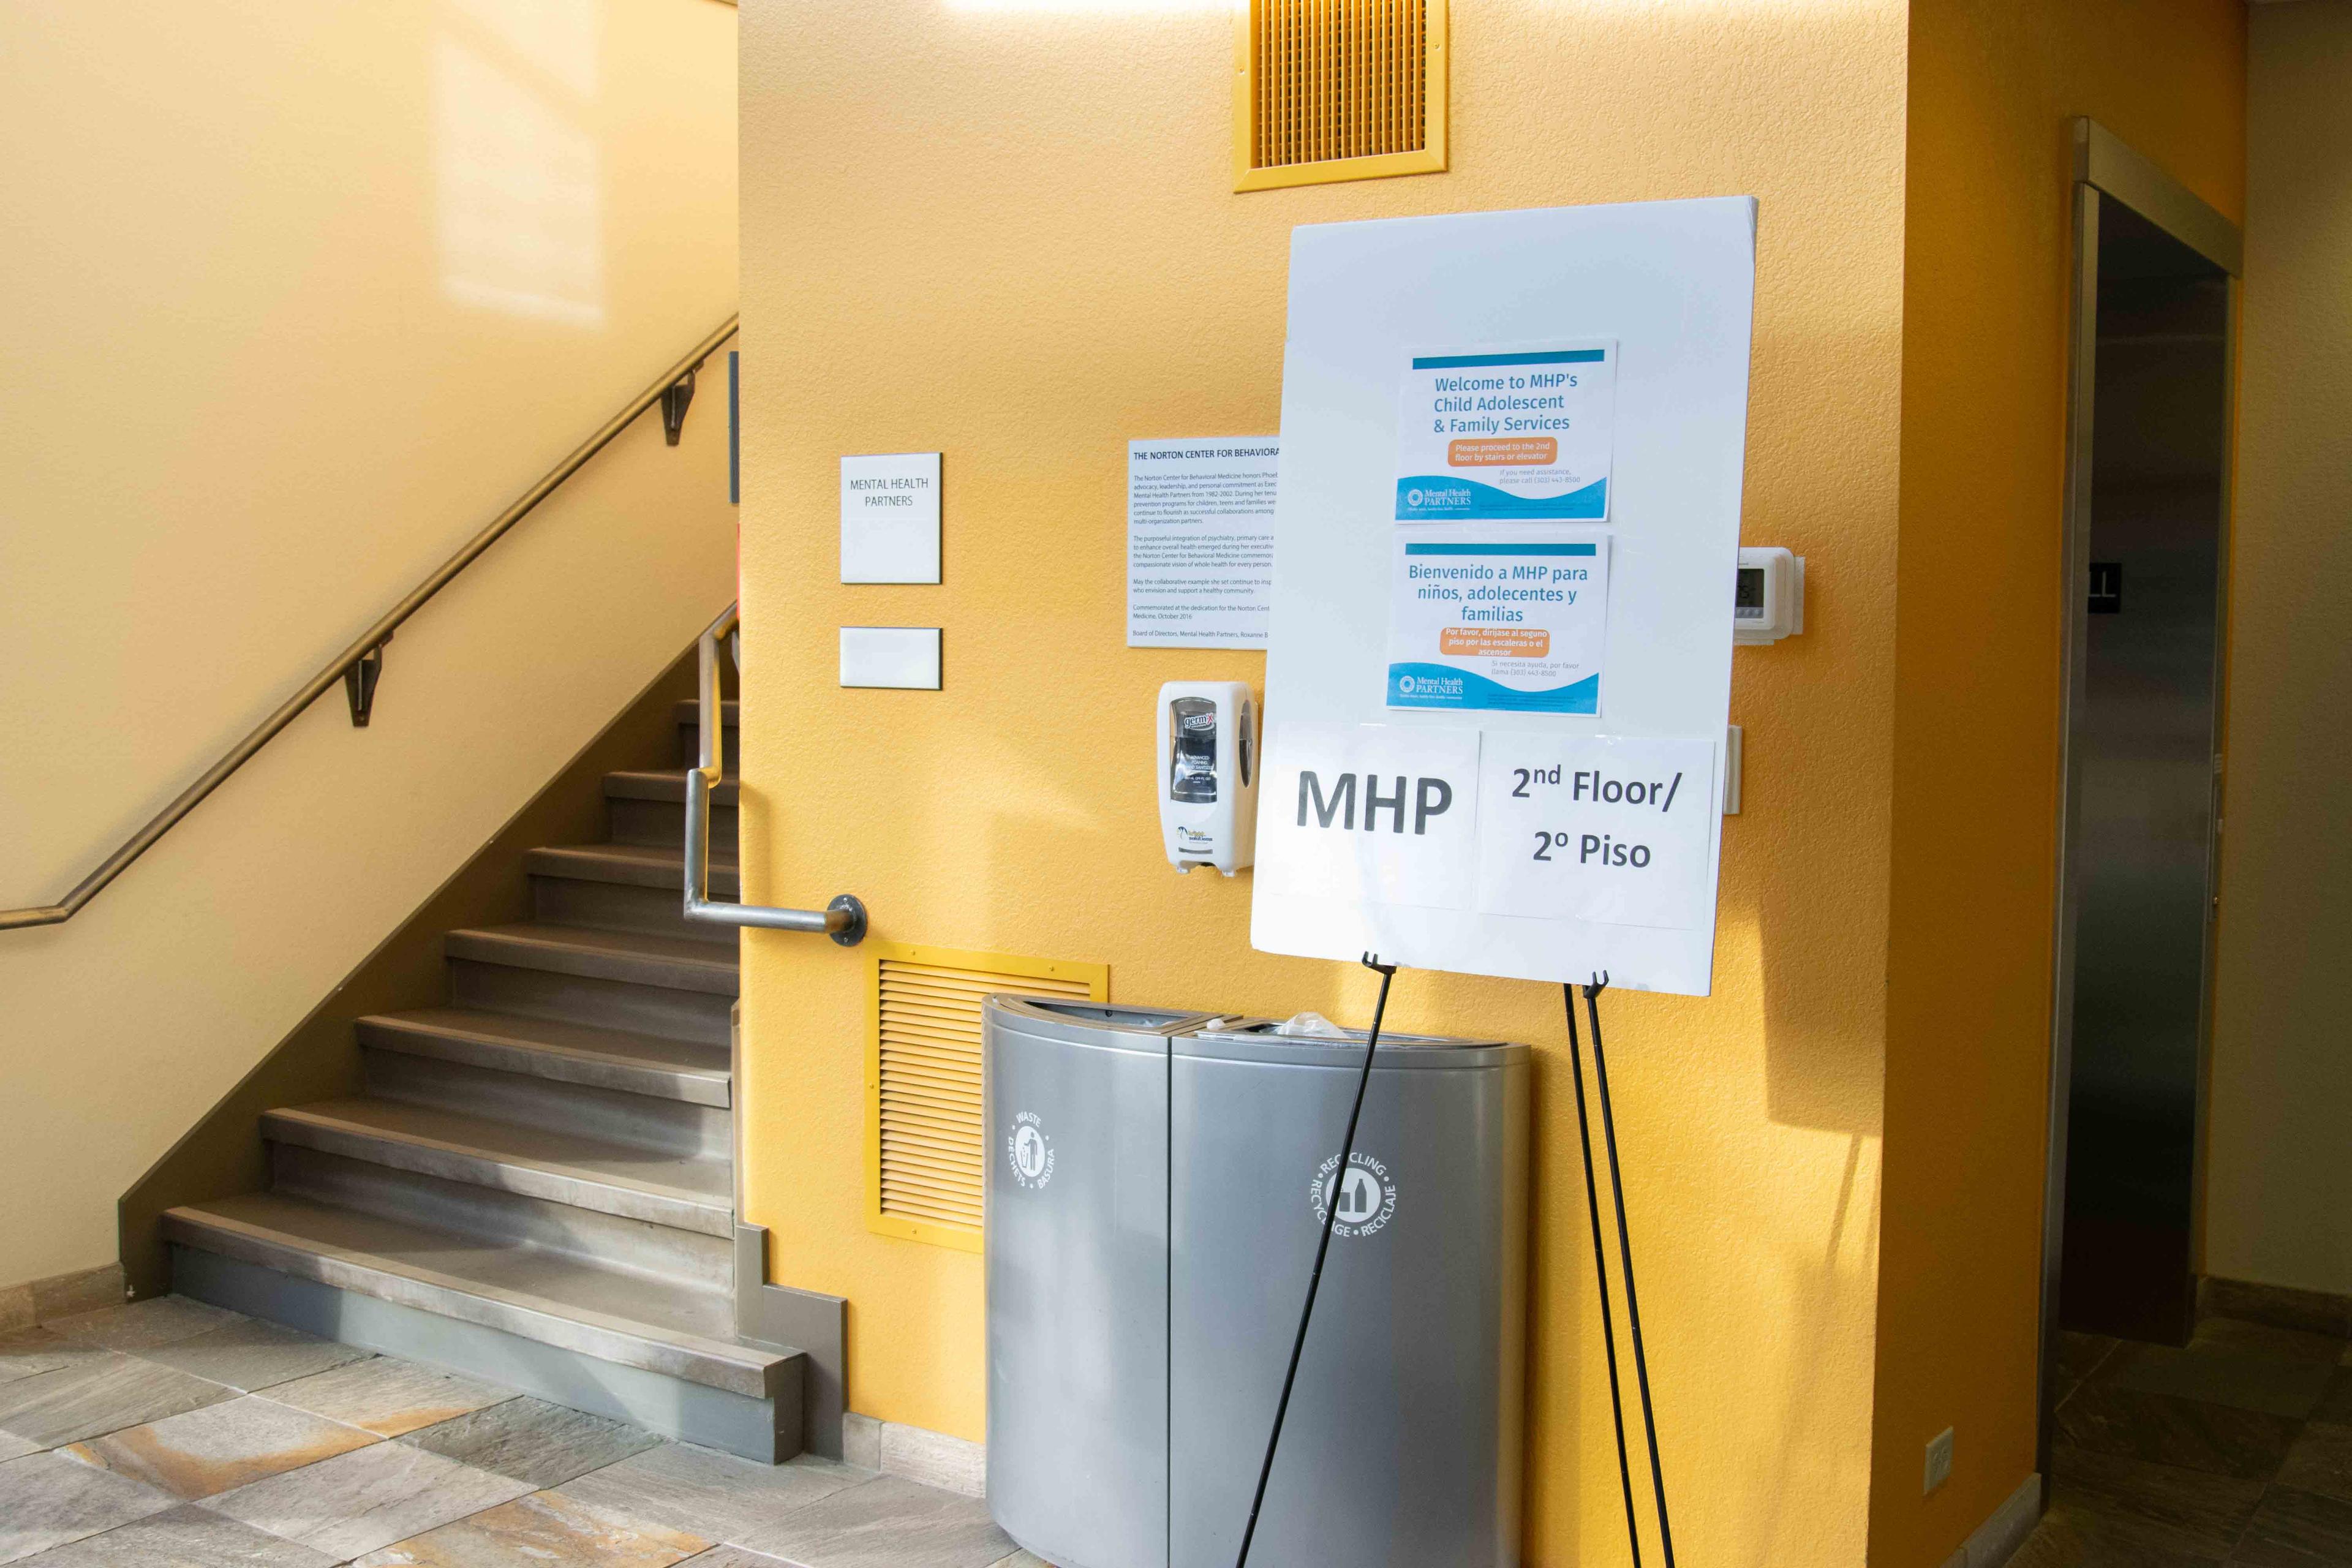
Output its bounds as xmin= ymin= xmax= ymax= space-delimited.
xmin=1447 ymin=437 xmax=1559 ymax=467
xmin=1439 ymin=627 xmax=1553 ymax=658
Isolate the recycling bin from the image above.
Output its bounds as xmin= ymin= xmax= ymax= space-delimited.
xmin=1167 ymin=1020 xmax=1529 ymax=1568
xmin=984 ymin=996 xmax=1529 ymax=1568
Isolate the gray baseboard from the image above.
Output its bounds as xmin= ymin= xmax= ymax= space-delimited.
xmin=842 ymin=1411 xmax=985 ymax=1497
xmin=174 ymin=1245 xmax=799 ymax=1463
xmin=0 ymin=1261 xmax=126 ymax=1331
xmin=1941 ymin=1471 xmax=2042 ymax=1568
xmin=735 ymin=1223 xmax=847 ymax=1460
xmin=2202 ymin=1274 xmax=2352 ymax=1337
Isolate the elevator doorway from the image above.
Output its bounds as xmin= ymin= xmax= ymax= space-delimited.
xmin=2041 ymin=122 xmax=2242 ymax=1451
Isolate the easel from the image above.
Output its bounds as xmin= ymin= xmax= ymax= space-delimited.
xmin=1567 ymin=974 xmax=1678 ymax=1567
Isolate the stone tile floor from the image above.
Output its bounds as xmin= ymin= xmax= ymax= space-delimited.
xmin=0 ymin=1297 xmax=1040 ymax=1568
xmin=2016 ymin=1311 xmax=2352 ymax=1566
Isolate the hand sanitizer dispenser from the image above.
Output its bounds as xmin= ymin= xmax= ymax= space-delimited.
xmin=1158 ymin=681 xmax=1257 ymax=876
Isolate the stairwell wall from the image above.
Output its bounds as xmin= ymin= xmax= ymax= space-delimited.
xmin=0 ymin=0 xmax=739 ymax=1289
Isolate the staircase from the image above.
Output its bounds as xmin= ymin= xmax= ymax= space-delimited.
xmin=162 ymin=700 xmax=809 ymax=1463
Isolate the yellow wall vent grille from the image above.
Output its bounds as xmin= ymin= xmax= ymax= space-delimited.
xmin=867 ymin=942 xmax=1107 ymax=1253
xmin=1234 ymin=0 xmax=1447 ymax=192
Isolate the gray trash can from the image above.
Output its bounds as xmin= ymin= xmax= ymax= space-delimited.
xmin=1167 ymin=1020 xmax=1529 ymax=1568
xmin=984 ymin=998 xmax=1529 ymax=1568
xmin=984 ymin=997 xmax=1221 ymax=1568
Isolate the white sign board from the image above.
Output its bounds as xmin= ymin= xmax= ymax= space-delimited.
xmin=1126 ymin=438 xmax=1278 ymax=647
xmin=1251 ymin=199 xmax=1757 ymax=995
xmin=1259 ymin=722 xmax=1482 ymax=910
xmin=1473 ymin=733 xmax=1717 ymax=929
xmin=839 ymin=626 xmax=942 ymax=690
xmin=840 ymin=452 xmax=941 ymax=584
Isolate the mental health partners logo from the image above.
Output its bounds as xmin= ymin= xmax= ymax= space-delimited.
xmin=1400 ymin=483 xmax=1474 ymax=514
xmin=1310 ymin=1150 xmax=1396 ymax=1238
xmin=1007 ymin=1111 xmax=1055 ymax=1191
xmin=1391 ymin=668 xmax=1465 ymax=702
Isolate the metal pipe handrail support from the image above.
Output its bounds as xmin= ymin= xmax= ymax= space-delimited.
xmin=682 ymin=603 xmax=866 ymax=946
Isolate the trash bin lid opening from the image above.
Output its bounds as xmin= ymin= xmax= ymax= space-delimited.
xmin=1194 ymin=1020 xmax=1502 ymax=1050
xmin=1000 ymin=998 xmax=1197 ymax=1029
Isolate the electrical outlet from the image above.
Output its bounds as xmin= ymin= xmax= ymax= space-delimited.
xmin=1924 ymin=1426 xmax=1954 ymax=1494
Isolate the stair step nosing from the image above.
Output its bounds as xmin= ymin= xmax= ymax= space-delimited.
xmin=527 ymin=847 xmax=739 ymax=893
xmin=263 ymin=1110 xmax=734 ymax=1238
xmin=605 ymin=773 xmax=741 ymax=805
xmin=445 ymin=930 xmax=739 ymax=996
xmin=162 ymin=1206 xmax=785 ymax=1398
xmin=356 ymin=1017 xmax=730 ymax=1109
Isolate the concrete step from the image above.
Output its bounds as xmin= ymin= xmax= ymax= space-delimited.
xmin=447 ymin=923 xmax=738 ymax=992
xmin=268 ymin=1146 xmax=731 ymax=1302
xmin=164 ymin=1191 xmax=795 ymax=1404
xmin=361 ymin=1045 xmax=728 ymax=1160
xmin=356 ymin=1008 xmax=731 ymax=1109
xmin=605 ymin=770 xmax=737 ymax=851
xmin=527 ymin=844 xmax=737 ymax=943
xmin=605 ymin=769 xmax=740 ymax=805
xmin=265 ymin=1099 xmax=733 ymax=1239
xmin=529 ymin=843 xmax=736 ymax=894
xmin=446 ymin=924 xmax=736 ymax=1046
xmin=674 ymin=699 xmax=738 ymax=771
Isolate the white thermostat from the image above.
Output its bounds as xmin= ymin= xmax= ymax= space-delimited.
xmin=1735 ymin=548 xmax=1805 ymax=645
xmin=1158 ymin=681 xmax=1258 ymax=876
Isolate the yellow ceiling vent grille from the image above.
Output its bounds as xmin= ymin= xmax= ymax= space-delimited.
xmin=867 ymin=942 xmax=1107 ymax=1253
xmin=1234 ymin=0 xmax=1447 ymax=192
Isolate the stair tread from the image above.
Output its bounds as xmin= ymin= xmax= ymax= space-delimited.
xmin=359 ymin=1008 xmax=729 ymax=1088
xmin=528 ymin=842 xmax=737 ymax=892
xmin=672 ymin=699 xmax=739 ymax=725
xmin=445 ymin=924 xmax=739 ymax=995
xmin=605 ymin=770 xmax=739 ymax=805
xmin=165 ymin=1193 xmax=790 ymax=1397
xmin=268 ymin=1098 xmax=731 ymax=1209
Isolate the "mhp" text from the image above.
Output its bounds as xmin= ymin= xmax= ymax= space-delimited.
xmin=1297 ymin=772 xmax=1455 ymax=835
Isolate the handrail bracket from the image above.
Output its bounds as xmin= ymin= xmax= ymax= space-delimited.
xmin=344 ymin=636 xmax=391 ymax=728
xmin=662 ymin=366 xmax=699 ymax=447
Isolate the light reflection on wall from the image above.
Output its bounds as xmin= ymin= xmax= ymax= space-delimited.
xmin=436 ymin=0 xmax=603 ymax=327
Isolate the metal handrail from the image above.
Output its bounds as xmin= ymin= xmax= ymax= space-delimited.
xmin=682 ymin=603 xmax=867 ymax=944
xmin=1 ymin=317 xmax=742 ymax=932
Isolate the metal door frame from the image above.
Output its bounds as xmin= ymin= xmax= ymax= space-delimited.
xmin=2037 ymin=118 xmax=2243 ymax=1485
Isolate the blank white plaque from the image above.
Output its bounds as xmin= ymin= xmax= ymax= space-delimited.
xmin=840 ymin=452 xmax=941 ymax=583
xmin=839 ymin=627 xmax=941 ymax=690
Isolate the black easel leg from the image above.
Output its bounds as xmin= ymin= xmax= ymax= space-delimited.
xmin=1586 ymin=975 xmax=1676 ymax=1568
xmin=1566 ymin=984 xmax=1643 ymax=1567
xmin=1232 ymin=955 xmax=1398 ymax=1568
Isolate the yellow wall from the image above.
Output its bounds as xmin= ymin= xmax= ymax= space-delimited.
xmin=2206 ymin=0 xmax=2352 ymax=1298
xmin=1870 ymin=1 xmax=2243 ymax=1561
xmin=739 ymin=2 xmax=1905 ymax=1561
xmin=0 ymin=0 xmax=739 ymax=1287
